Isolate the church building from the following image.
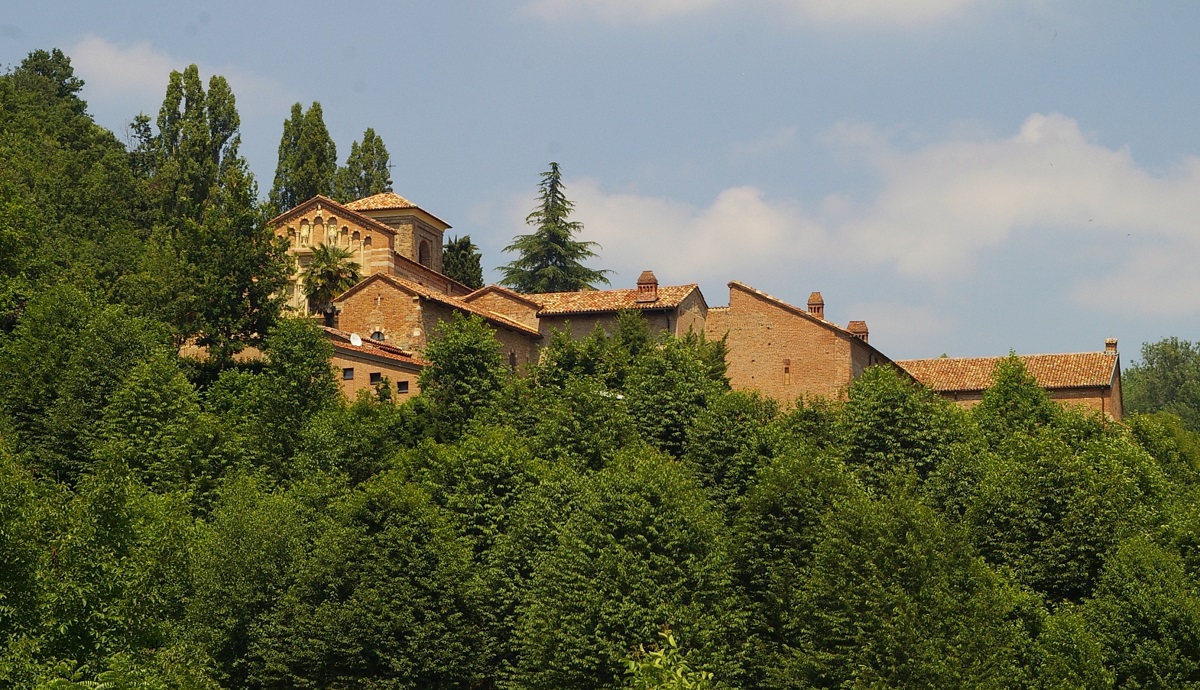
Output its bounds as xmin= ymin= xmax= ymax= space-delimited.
xmin=270 ymin=190 xmax=1123 ymax=418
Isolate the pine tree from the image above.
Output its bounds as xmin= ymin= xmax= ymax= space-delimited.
xmin=442 ymin=235 xmax=484 ymax=289
xmin=333 ymin=127 xmax=391 ymax=202
xmin=499 ymin=162 xmax=610 ymax=293
xmin=268 ymin=102 xmax=337 ymax=213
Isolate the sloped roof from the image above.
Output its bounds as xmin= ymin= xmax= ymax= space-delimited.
xmin=336 ymin=273 xmax=542 ymax=337
xmin=343 ymin=191 xmax=418 ymax=211
xmin=323 ymin=327 xmax=426 ymax=366
xmin=463 ymin=284 xmax=543 ymax=310
xmin=531 ymin=284 xmax=702 ymax=316
xmin=267 ymin=195 xmax=397 ymax=236
xmin=898 ymin=353 xmax=1119 ymax=393
xmin=344 ymin=191 xmax=451 ymax=229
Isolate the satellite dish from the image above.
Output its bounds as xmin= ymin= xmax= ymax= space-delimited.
xmin=349 ymin=333 xmax=363 ymax=347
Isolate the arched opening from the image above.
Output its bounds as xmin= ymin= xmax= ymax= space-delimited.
xmin=418 ymin=240 xmax=431 ymax=267
xmin=370 ymin=330 xmax=385 ymax=341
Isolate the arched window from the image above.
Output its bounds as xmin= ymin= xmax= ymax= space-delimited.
xmin=419 ymin=240 xmax=431 ymax=267
xmin=371 ymin=331 xmax=385 ymax=341
xmin=363 ymin=235 xmax=372 ymax=247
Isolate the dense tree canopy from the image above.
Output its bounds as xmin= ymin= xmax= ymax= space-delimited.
xmin=9 ymin=46 xmax=1200 ymax=690
xmin=499 ymin=162 xmax=610 ymax=293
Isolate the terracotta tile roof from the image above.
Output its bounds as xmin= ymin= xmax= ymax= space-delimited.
xmin=463 ymin=284 xmax=543 ymax=309
xmin=898 ymin=352 xmax=1119 ymax=393
xmin=337 ymin=274 xmax=543 ymax=337
xmin=323 ymin=327 xmax=427 ymax=366
xmin=343 ymin=191 xmax=418 ymax=211
xmin=531 ymin=284 xmax=700 ymax=316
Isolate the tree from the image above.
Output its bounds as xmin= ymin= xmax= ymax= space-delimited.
xmin=443 ymin=235 xmax=485 ymax=289
xmin=332 ymin=127 xmax=390 ymax=202
xmin=299 ymin=243 xmax=360 ymax=326
xmin=269 ymin=102 xmax=337 ymax=213
xmin=418 ymin=312 xmax=508 ymax=441
xmin=1124 ymin=337 xmax=1200 ymax=432
xmin=499 ymin=162 xmax=610 ymax=293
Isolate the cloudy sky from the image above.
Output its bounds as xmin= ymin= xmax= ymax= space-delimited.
xmin=3 ymin=1 xmax=1198 ymax=359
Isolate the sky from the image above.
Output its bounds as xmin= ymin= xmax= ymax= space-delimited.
xmin=3 ymin=0 xmax=1199 ymax=360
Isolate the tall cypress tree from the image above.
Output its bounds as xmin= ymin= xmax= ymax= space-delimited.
xmin=333 ymin=127 xmax=391 ymax=202
xmin=268 ymin=102 xmax=337 ymax=213
xmin=442 ymin=235 xmax=484 ymax=289
xmin=499 ymin=162 xmax=610 ymax=294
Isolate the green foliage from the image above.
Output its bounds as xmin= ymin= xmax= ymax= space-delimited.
xmin=1125 ymin=337 xmax=1200 ymax=432
xmin=443 ymin=234 xmax=485 ymax=289
xmin=973 ymin=354 xmax=1060 ymax=442
xmin=499 ymin=162 xmax=610 ymax=293
xmin=269 ymin=102 xmax=337 ymax=213
xmin=418 ymin=312 xmax=508 ymax=441
xmin=511 ymin=448 xmax=744 ymax=690
xmin=1083 ymin=535 xmax=1200 ymax=687
xmin=625 ymin=337 xmax=725 ymax=458
xmin=683 ymin=390 xmax=779 ymax=506
xmin=624 ymin=629 xmax=714 ymax=690
xmin=839 ymin=365 xmax=968 ymax=491
xmin=299 ymin=243 xmax=360 ymax=325
xmin=965 ymin=423 xmax=1165 ymax=603
xmin=0 ymin=285 xmax=171 ymax=482
xmin=250 ymin=472 xmax=487 ymax=689
xmin=778 ymin=489 xmax=1038 ymax=689
xmin=332 ymin=127 xmax=391 ymax=202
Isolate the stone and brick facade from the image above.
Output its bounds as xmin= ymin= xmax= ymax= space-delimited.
xmin=705 ymin=281 xmax=895 ymax=403
xmin=270 ymin=192 xmax=1123 ymax=415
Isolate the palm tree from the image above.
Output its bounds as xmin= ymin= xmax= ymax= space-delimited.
xmin=300 ymin=243 xmax=361 ymax=326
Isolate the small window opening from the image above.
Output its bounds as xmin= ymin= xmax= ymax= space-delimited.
xmin=369 ymin=372 xmax=383 ymax=385
xmin=397 ymin=381 xmax=410 ymax=394
xmin=342 ymin=368 xmax=354 ymax=380
xmin=371 ymin=331 xmax=385 ymax=341
xmin=509 ymin=352 xmax=517 ymax=371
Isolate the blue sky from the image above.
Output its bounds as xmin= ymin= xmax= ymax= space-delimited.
xmin=4 ymin=1 xmax=1199 ymax=359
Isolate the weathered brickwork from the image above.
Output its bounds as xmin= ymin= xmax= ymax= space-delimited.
xmin=331 ymin=348 xmax=422 ymax=400
xmin=707 ymin=282 xmax=893 ymax=403
xmin=270 ymin=195 xmax=1121 ymax=410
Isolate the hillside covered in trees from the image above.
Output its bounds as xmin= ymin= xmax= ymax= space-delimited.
xmin=6 ymin=49 xmax=1200 ymax=689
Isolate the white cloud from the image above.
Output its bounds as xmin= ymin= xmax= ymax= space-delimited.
xmin=825 ymin=113 xmax=1200 ymax=295
xmin=70 ymin=35 xmax=179 ymax=104
xmin=69 ymin=35 xmax=293 ymax=122
xmin=554 ymin=180 xmax=824 ymax=290
xmin=522 ymin=0 xmax=986 ymax=26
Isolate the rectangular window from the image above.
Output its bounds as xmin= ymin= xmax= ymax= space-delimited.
xmin=397 ymin=381 xmax=410 ymax=394
xmin=342 ymin=368 xmax=354 ymax=380
xmin=369 ymin=372 xmax=383 ymax=385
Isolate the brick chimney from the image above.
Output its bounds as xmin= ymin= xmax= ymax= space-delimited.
xmin=807 ymin=292 xmax=824 ymax=320
xmin=636 ymin=270 xmax=659 ymax=303
xmin=847 ymin=320 xmax=869 ymax=343
xmin=1105 ymin=337 xmax=1118 ymax=354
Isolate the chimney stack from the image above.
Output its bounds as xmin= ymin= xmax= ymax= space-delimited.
xmin=636 ymin=270 xmax=659 ymax=303
xmin=847 ymin=320 xmax=869 ymax=343
xmin=1105 ymin=338 xmax=1118 ymax=354
xmin=807 ymin=292 xmax=825 ymax=320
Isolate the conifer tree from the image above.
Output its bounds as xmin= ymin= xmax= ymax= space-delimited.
xmin=443 ymin=235 xmax=484 ymax=289
xmin=499 ymin=162 xmax=610 ymax=293
xmin=268 ymin=102 xmax=337 ymax=213
xmin=333 ymin=127 xmax=391 ymax=202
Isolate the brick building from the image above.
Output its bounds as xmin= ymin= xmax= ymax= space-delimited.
xmin=324 ymin=327 xmax=425 ymax=400
xmin=705 ymin=282 xmax=895 ymax=402
xmin=270 ymin=191 xmax=1123 ymax=414
xmin=899 ymin=339 xmax=1123 ymax=420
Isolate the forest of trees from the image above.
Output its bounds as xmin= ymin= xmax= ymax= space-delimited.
xmin=6 ymin=48 xmax=1200 ymax=689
